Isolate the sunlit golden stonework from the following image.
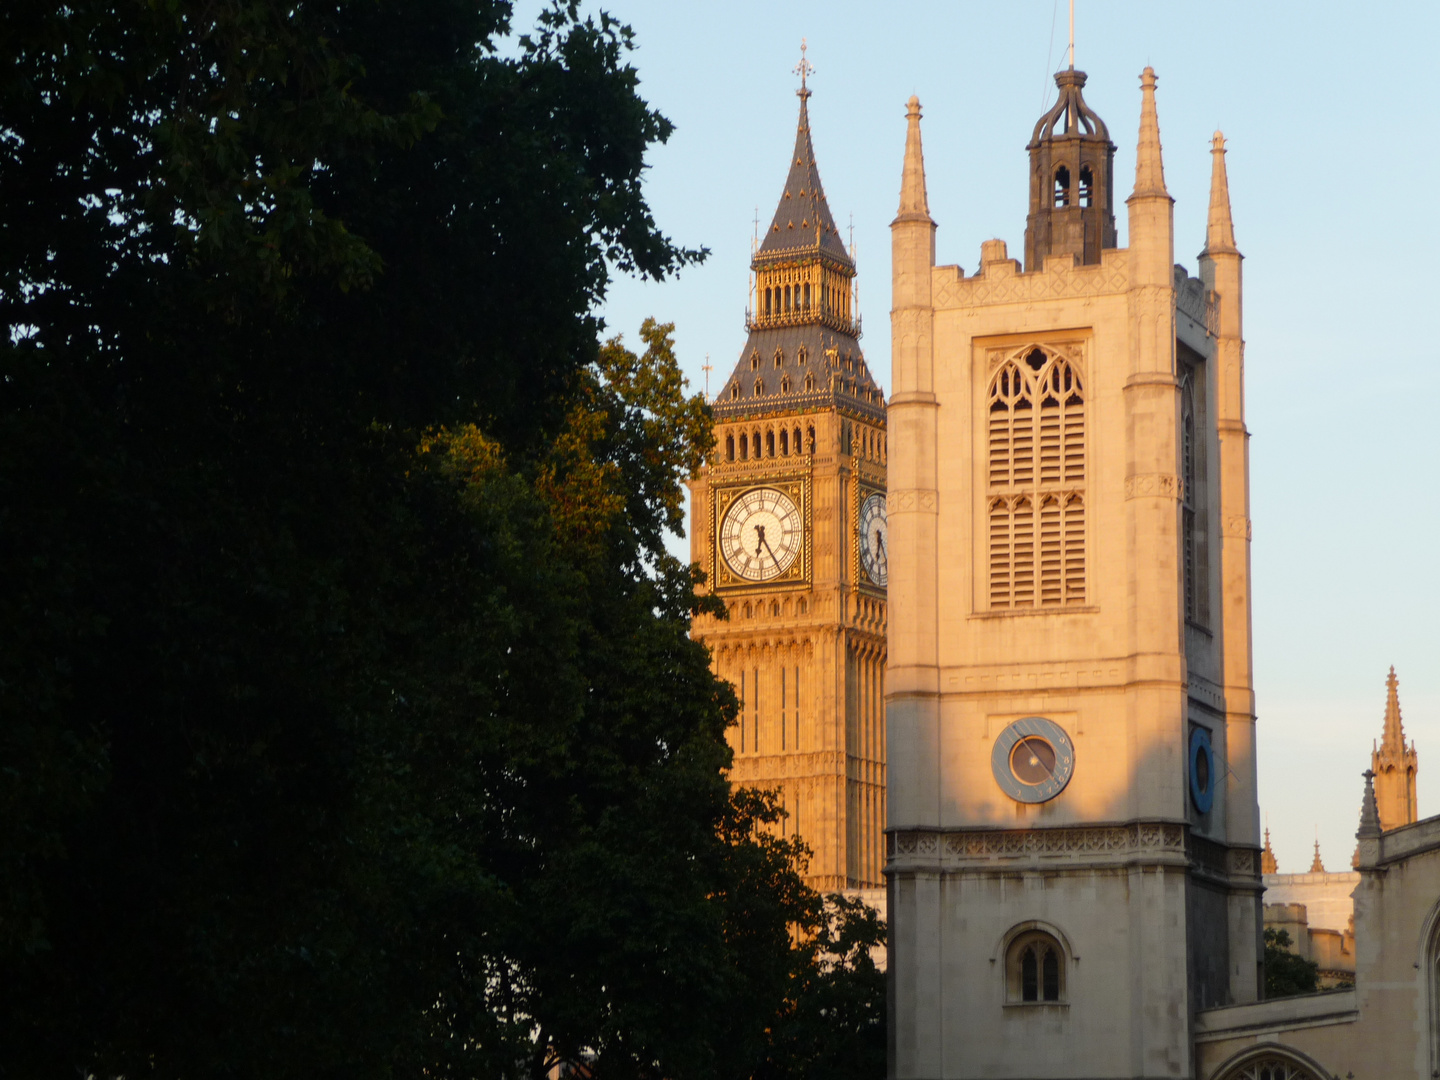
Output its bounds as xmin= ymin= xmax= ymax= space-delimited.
xmin=688 ymin=69 xmax=886 ymax=894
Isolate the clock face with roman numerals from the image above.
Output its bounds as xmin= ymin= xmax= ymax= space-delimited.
xmin=719 ymin=487 xmax=803 ymax=582
xmin=859 ymin=492 xmax=887 ymax=587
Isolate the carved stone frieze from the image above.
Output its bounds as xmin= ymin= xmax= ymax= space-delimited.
xmin=1124 ymin=473 xmax=1183 ymax=501
xmin=890 ymin=488 xmax=937 ymax=512
xmin=888 ymin=823 xmax=1184 ymax=865
xmin=889 ymin=824 xmax=1258 ymax=885
xmin=1222 ymin=515 xmax=1252 ymax=540
xmin=932 ymin=253 xmax=1129 ymax=310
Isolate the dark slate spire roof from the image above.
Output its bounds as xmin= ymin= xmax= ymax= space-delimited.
xmin=756 ymin=90 xmax=852 ymax=264
xmin=713 ymin=324 xmax=883 ymax=424
xmin=715 ymin=77 xmax=881 ymax=424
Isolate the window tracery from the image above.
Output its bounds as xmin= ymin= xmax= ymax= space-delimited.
xmin=988 ymin=346 xmax=1086 ymax=609
xmin=1005 ymin=929 xmax=1065 ymax=1003
xmin=1216 ymin=1054 xmax=1321 ymax=1080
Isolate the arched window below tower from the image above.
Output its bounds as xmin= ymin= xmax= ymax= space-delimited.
xmin=804 ymin=282 xmax=811 ymax=308
xmin=725 ymin=435 xmax=735 ymax=461
xmin=798 ymin=597 xmax=807 ymax=614
xmin=780 ymin=429 xmax=789 ymax=455
xmin=738 ymin=433 xmax=748 ymax=461
xmin=794 ymin=426 xmax=802 ymax=452
xmin=1006 ymin=929 xmax=1066 ymax=1004
xmin=1079 ymin=165 xmax=1094 ymax=208
xmin=1053 ymin=165 xmax=1071 ymax=208
xmin=766 ymin=430 xmax=775 ymax=457
xmin=806 ymin=425 xmax=816 ymax=453
xmin=764 ymin=287 xmax=772 ymax=316
xmin=784 ymin=284 xmax=791 ymax=311
xmin=752 ymin=432 xmax=762 ymax=459
xmin=1212 ymin=1048 xmax=1327 ymax=1080
xmin=805 ymin=373 xmax=815 ymax=392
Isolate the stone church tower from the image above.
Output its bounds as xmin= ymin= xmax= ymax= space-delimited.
xmin=886 ymin=66 xmax=1261 ymax=1078
xmin=689 ymin=72 xmax=888 ymax=893
xmin=1372 ymin=666 xmax=1418 ymax=830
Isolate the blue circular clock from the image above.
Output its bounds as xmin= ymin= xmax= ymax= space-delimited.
xmin=1189 ymin=727 xmax=1215 ymax=814
xmin=991 ymin=717 xmax=1075 ymax=804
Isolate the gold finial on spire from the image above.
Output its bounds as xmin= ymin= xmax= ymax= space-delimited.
xmin=794 ymin=38 xmax=814 ymax=99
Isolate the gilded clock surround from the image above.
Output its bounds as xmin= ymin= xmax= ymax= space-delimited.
xmin=710 ymin=478 xmax=811 ymax=592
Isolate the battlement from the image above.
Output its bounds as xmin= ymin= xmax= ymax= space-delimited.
xmin=929 ymin=238 xmax=1129 ymax=310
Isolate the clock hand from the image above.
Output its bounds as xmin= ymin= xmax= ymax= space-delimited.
xmin=1017 ymin=735 xmax=1055 ymax=778
xmin=761 ymin=534 xmax=782 ymax=569
xmin=876 ymin=531 xmax=887 ymax=558
xmin=754 ymin=523 xmax=767 ymax=560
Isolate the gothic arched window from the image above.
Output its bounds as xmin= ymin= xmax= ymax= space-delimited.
xmin=1213 ymin=1049 xmax=1326 ymax=1080
xmin=1006 ymin=930 xmax=1066 ymax=1003
xmin=725 ymin=434 xmax=735 ymax=462
xmin=752 ymin=432 xmax=762 ymax=459
xmin=988 ymin=346 xmax=1086 ymax=609
xmin=1053 ymin=165 xmax=1071 ymax=208
xmin=1079 ymin=164 xmax=1094 ymax=207
xmin=780 ymin=429 xmax=789 ymax=456
xmin=766 ymin=430 xmax=775 ymax=457
xmin=793 ymin=426 xmax=802 ymax=452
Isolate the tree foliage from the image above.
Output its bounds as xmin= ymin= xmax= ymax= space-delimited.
xmin=0 ymin=2 xmax=884 ymax=1077
xmin=1263 ymin=928 xmax=1321 ymax=999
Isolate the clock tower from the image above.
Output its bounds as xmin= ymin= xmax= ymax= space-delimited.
xmin=887 ymin=68 xmax=1261 ymax=1078
xmin=689 ymin=64 xmax=888 ymax=894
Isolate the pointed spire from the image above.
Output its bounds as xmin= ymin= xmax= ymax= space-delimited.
xmin=757 ymin=80 xmax=849 ymax=262
xmin=1358 ymin=769 xmax=1382 ymax=840
xmin=1261 ymin=828 xmax=1278 ymax=875
xmin=1309 ymin=836 xmax=1326 ymax=873
xmin=1382 ymin=666 xmax=1406 ymax=753
xmin=1130 ymin=67 xmax=1169 ymax=200
xmin=895 ymin=96 xmax=933 ymax=224
xmin=1202 ymin=131 xmax=1239 ymax=255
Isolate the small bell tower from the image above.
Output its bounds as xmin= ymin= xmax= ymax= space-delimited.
xmin=1023 ymin=68 xmax=1117 ymax=271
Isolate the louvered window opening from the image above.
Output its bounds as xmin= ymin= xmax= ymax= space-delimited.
xmin=988 ymin=348 xmax=1086 ymax=609
xmin=1181 ymin=377 xmax=1196 ymax=623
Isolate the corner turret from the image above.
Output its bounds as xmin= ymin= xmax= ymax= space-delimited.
xmin=1372 ymin=667 xmax=1419 ymax=830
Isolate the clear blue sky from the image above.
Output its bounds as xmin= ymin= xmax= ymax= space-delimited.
xmin=522 ymin=1 xmax=1440 ymax=874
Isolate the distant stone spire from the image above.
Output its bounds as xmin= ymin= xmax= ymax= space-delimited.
xmin=1261 ymin=828 xmax=1278 ymax=874
xmin=1202 ymin=131 xmax=1239 ymax=256
xmin=1309 ymin=837 xmax=1325 ymax=874
xmin=1130 ymin=67 xmax=1169 ymax=200
xmin=1358 ymin=769 xmax=1382 ymax=840
xmin=896 ymin=96 xmax=933 ymax=224
xmin=1372 ymin=666 xmax=1419 ymax=830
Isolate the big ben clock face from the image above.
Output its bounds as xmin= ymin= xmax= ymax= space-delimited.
xmin=719 ymin=487 xmax=804 ymax=582
xmin=859 ymin=492 xmax=887 ymax=587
